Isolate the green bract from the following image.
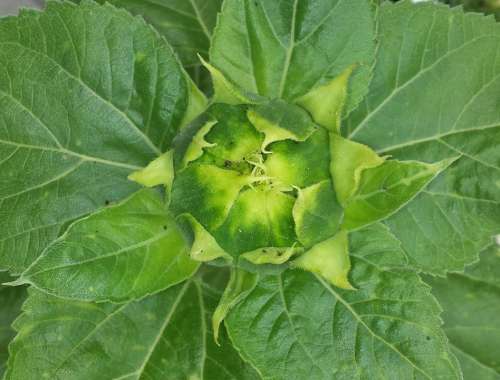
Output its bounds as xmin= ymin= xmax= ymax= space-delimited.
xmin=1 ymin=0 xmax=499 ymax=379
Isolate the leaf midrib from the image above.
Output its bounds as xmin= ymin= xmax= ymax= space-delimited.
xmin=134 ymin=280 xmax=192 ymax=379
xmin=276 ymin=274 xmax=327 ymax=377
xmin=0 ymin=138 xmax=141 ymax=170
xmin=24 ymin=230 xmax=171 ymax=280
xmin=376 ymin=124 xmax=500 ymax=154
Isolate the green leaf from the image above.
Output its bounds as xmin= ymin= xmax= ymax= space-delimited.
xmin=6 ymin=273 xmax=259 ymax=380
xmin=225 ymin=223 xmax=461 ymax=379
xmin=210 ymin=0 xmax=376 ymax=113
xmin=343 ymin=157 xmax=454 ymax=230
xmin=330 ymin=135 xmax=454 ymax=230
xmin=426 ymin=245 xmax=500 ymax=380
xmin=212 ymin=267 xmax=258 ymax=344
xmin=0 ymin=1 xmax=204 ymax=274
xmin=15 ymin=190 xmax=199 ymax=303
xmin=345 ymin=1 xmax=500 ymax=273
xmin=0 ymin=274 xmax=26 ymax=378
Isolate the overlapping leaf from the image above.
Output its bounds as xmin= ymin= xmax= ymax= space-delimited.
xmin=210 ymin=0 xmax=376 ymax=113
xmin=83 ymin=0 xmax=223 ymax=91
xmin=5 ymin=269 xmax=259 ymax=380
xmin=0 ymin=0 xmax=204 ymax=274
xmin=426 ymin=245 xmax=500 ymax=380
xmin=225 ymin=223 xmax=461 ymax=379
xmin=15 ymin=189 xmax=198 ymax=303
xmin=0 ymin=273 xmax=26 ymax=378
xmin=345 ymin=0 xmax=500 ymax=274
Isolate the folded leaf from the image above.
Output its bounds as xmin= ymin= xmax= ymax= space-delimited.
xmin=6 ymin=275 xmax=260 ymax=380
xmin=181 ymin=120 xmax=218 ymax=167
xmin=426 ymin=245 xmax=500 ymax=380
xmin=15 ymin=189 xmax=199 ymax=303
xmin=212 ymin=267 xmax=258 ymax=344
xmin=225 ymin=224 xmax=462 ymax=379
xmin=128 ymin=150 xmax=175 ymax=191
xmin=247 ymin=99 xmax=317 ymax=150
xmin=0 ymin=1 xmax=204 ymax=273
xmin=210 ymin=0 xmax=376 ymax=114
xmin=265 ymin=127 xmax=331 ymax=188
xmin=192 ymin=104 xmax=264 ymax=167
xmin=200 ymin=57 xmax=262 ymax=105
xmin=292 ymin=180 xmax=343 ymax=248
xmin=241 ymin=245 xmax=302 ymax=265
xmin=215 ymin=187 xmax=297 ymax=255
xmin=330 ymin=134 xmax=385 ymax=205
xmin=297 ymin=65 xmax=354 ymax=132
xmin=170 ymin=164 xmax=253 ymax=231
xmin=0 ymin=274 xmax=26 ymax=378
xmin=180 ymin=214 xmax=232 ymax=262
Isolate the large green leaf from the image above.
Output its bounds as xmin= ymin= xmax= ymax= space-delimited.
xmin=210 ymin=0 xmax=376 ymax=113
xmin=426 ymin=245 xmax=500 ymax=380
xmin=0 ymin=274 xmax=26 ymax=378
xmin=6 ymin=271 xmax=259 ymax=380
xmin=0 ymin=1 xmax=204 ymax=274
xmin=345 ymin=0 xmax=500 ymax=274
xmin=85 ymin=0 xmax=223 ymax=91
xmin=14 ymin=189 xmax=198 ymax=303
xmin=225 ymin=223 xmax=461 ymax=379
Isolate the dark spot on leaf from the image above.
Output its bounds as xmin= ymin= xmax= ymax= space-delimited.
xmin=426 ymin=336 xmax=431 ymax=341
xmin=163 ymin=225 xmax=168 ymax=231
xmin=224 ymin=160 xmax=232 ymax=168
xmin=104 ymin=200 xmax=110 ymax=206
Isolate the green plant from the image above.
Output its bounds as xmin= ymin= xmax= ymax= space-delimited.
xmin=0 ymin=0 xmax=499 ymax=379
